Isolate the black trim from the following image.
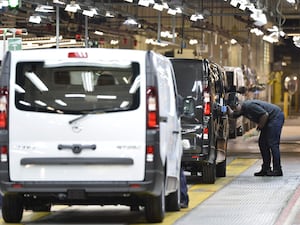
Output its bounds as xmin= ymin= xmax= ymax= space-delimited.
xmin=20 ymin=157 xmax=134 ymax=165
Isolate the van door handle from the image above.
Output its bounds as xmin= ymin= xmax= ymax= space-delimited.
xmin=173 ymin=130 xmax=180 ymax=134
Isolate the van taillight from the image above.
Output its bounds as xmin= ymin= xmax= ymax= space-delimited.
xmin=0 ymin=88 xmax=8 ymax=129
xmin=146 ymin=146 xmax=154 ymax=162
xmin=203 ymin=90 xmax=210 ymax=116
xmin=1 ymin=146 xmax=7 ymax=162
xmin=146 ymin=87 xmax=159 ymax=129
xmin=203 ymin=127 xmax=209 ymax=140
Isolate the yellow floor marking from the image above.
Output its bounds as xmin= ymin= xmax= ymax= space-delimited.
xmin=137 ymin=158 xmax=258 ymax=225
xmin=0 ymin=158 xmax=258 ymax=225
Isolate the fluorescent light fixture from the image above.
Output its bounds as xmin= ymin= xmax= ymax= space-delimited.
xmin=138 ymin=0 xmax=151 ymax=7
xmin=189 ymin=39 xmax=198 ymax=45
xmin=162 ymin=2 xmax=169 ymax=9
xmin=35 ymin=5 xmax=55 ymax=12
xmin=94 ymin=30 xmax=104 ymax=35
xmin=29 ymin=15 xmax=42 ymax=24
xmin=105 ymin=11 xmax=115 ymax=17
xmin=124 ymin=0 xmax=133 ymax=2
xmin=190 ymin=13 xmax=204 ymax=21
xmin=153 ymin=3 xmax=164 ymax=11
xmin=230 ymin=39 xmax=237 ymax=44
xmin=176 ymin=7 xmax=182 ymax=14
xmin=251 ymin=9 xmax=267 ymax=26
xmin=53 ymin=0 xmax=65 ymax=4
xmin=83 ymin=8 xmax=97 ymax=17
xmin=286 ymin=0 xmax=296 ymax=3
xmin=230 ymin=0 xmax=239 ymax=7
xmin=167 ymin=8 xmax=176 ymax=15
xmin=65 ymin=1 xmax=81 ymax=13
xmin=250 ymin=28 xmax=264 ymax=36
xmin=25 ymin=72 xmax=48 ymax=91
xmin=161 ymin=31 xmax=177 ymax=38
xmin=110 ymin=39 xmax=119 ymax=45
xmin=123 ymin=18 xmax=138 ymax=25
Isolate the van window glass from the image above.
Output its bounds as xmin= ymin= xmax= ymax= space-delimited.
xmin=171 ymin=60 xmax=203 ymax=99
xmin=14 ymin=61 xmax=140 ymax=114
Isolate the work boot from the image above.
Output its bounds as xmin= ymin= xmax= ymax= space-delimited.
xmin=267 ymin=169 xmax=283 ymax=176
xmin=254 ymin=167 xmax=271 ymax=176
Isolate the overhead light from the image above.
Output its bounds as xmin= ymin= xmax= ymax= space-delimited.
xmin=175 ymin=7 xmax=182 ymax=14
xmin=230 ymin=0 xmax=239 ymax=7
xmin=190 ymin=13 xmax=204 ymax=21
xmin=250 ymin=28 xmax=264 ymax=36
xmin=35 ymin=5 xmax=55 ymax=12
xmin=124 ymin=0 xmax=133 ymax=2
xmin=53 ymin=0 xmax=65 ymax=4
xmin=105 ymin=11 xmax=115 ymax=17
xmin=189 ymin=39 xmax=198 ymax=45
xmin=82 ymin=8 xmax=97 ymax=17
xmin=94 ymin=30 xmax=104 ymax=35
xmin=123 ymin=18 xmax=138 ymax=25
xmin=29 ymin=15 xmax=42 ymax=24
xmin=250 ymin=9 xmax=267 ymax=26
xmin=65 ymin=1 xmax=81 ymax=13
xmin=153 ymin=3 xmax=163 ymax=11
xmin=230 ymin=39 xmax=238 ymax=44
xmin=167 ymin=8 xmax=176 ymax=15
xmin=138 ymin=0 xmax=154 ymax=7
xmin=286 ymin=0 xmax=296 ymax=3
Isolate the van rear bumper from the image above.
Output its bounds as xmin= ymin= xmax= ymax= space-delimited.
xmin=0 ymin=167 xmax=164 ymax=203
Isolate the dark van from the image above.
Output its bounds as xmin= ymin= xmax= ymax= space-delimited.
xmin=171 ymin=58 xmax=229 ymax=184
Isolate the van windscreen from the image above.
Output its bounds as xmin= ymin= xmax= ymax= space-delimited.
xmin=14 ymin=61 xmax=140 ymax=114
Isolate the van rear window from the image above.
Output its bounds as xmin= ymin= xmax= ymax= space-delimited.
xmin=171 ymin=60 xmax=204 ymax=98
xmin=14 ymin=61 xmax=140 ymax=114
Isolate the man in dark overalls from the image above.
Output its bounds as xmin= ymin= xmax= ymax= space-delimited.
xmin=227 ymin=99 xmax=285 ymax=176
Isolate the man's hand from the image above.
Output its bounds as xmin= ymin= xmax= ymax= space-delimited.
xmin=257 ymin=113 xmax=269 ymax=130
xmin=226 ymin=105 xmax=234 ymax=117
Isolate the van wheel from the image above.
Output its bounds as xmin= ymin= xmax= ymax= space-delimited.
xmin=202 ymin=163 xmax=216 ymax=184
xmin=216 ymin=159 xmax=226 ymax=177
xmin=2 ymin=194 xmax=24 ymax=223
xmin=144 ymin=182 xmax=165 ymax=223
xmin=165 ymin=184 xmax=180 ymax=211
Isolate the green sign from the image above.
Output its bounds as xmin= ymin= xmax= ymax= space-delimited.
xmin=8 ymin=38 xmax=22 ymax=51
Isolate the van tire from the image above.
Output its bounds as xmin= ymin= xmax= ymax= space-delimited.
xmin=165 ymin=184 xmax=180 ymax=211
xmin=216 ymin=159 xmax=226 ymax=177
xmin=202 ymin=163 xmax=216 ymax=184
xmin=144 ymin=182 xmax=165 ymax=223
xmin=2 ymin=194 xmax=24 ymax=223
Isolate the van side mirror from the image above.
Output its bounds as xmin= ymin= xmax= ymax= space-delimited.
xmin=183 ymin=97 xmax=195 ymax=117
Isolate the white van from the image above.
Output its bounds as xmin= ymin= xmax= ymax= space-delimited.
xmin=0 ymin=48 xmax=183 ymax=223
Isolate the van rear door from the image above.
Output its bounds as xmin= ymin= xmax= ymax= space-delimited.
xmin=7 ymin=49 xmax=146 ymax=182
